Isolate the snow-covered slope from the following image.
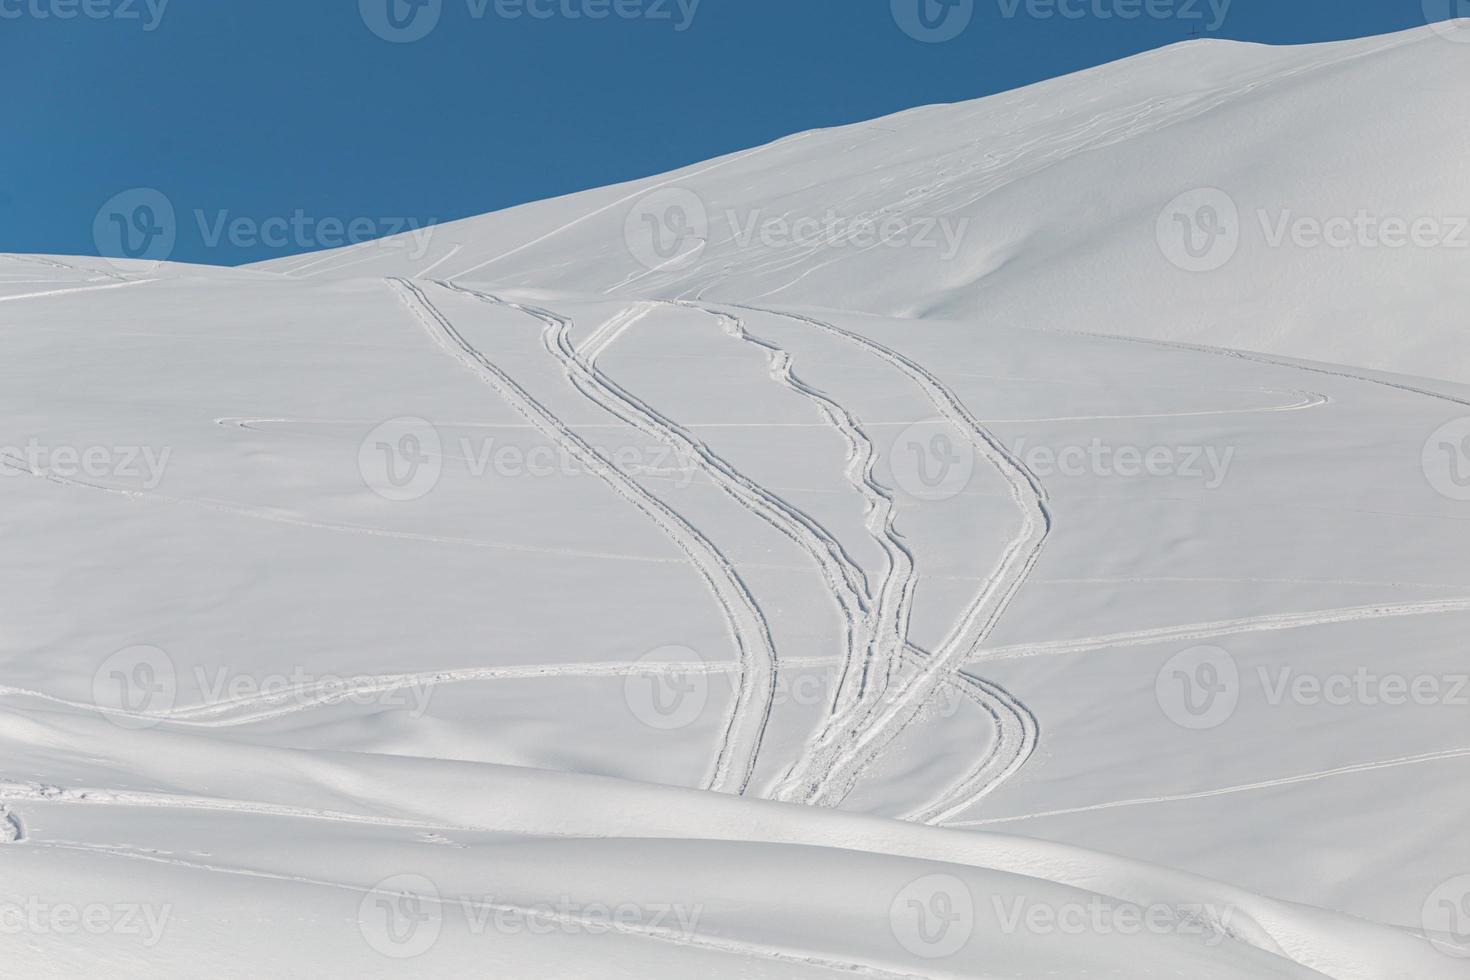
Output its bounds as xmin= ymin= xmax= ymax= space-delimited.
xmin=5 ymin=24 xmax=1470 ymax=980
xmin=1 ymin=248 xmax=1467 ymax=975
xmin=257 ymin=22 xmax=1470 ymax=384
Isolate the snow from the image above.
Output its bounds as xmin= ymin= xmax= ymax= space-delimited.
xmin=3 ymin=23 xmax=1469 ymax=979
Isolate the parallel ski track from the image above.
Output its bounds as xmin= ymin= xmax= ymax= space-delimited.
xmin=728 ymin=305 xmax=1052 ymax=809
xmin=394 ymin=279 xmax=779 ymax=795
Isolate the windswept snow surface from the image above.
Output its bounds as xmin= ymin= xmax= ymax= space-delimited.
xmin=5 ymin=25 xmax=1470 ymax=980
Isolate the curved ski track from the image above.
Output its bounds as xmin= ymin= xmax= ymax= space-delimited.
xmin=391 ymin=278 xmax=780 ymax=795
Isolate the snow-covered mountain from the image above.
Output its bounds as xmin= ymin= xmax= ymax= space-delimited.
xmin=259 ymin=22 xmax=1470 ymax=385
xmin=3 ymin=23 xmax=1469 ymax=980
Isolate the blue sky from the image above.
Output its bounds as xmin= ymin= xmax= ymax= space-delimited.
xmin=0 ymin=0 xmax=1450 ymax=265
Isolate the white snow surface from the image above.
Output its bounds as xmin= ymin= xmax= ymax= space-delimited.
xmin=4 ymin=24 xmax=1470 ymax=979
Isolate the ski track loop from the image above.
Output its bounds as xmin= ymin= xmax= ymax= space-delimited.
xmin=390 ymin=278 xmax=779 ymax=796
xmin=727 ymin=304 xmax=1052 ymax=810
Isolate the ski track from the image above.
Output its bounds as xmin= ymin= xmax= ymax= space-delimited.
xmin=28 ymin=840 xmax=941 ymax=980
xmin=0 ymin=783 xmax=468 ymax=833
xmin=0 ymin=277 xmax=154 ymax=305
xmin=0 ymin=657 xmax=842 ymax=729
xmin=450 ymin=133 xmax=810 ymax=282
xmin=0 ymin=253 xmax=128 ymax=283
xmin=436 ymin=281 xmax=899 ymax=796
xmin=728 ymin=305 xmax=1052 ymax=811
xmin=945 ymin=745 xmax=1470 ymax=828
xmin=1057 ymin=328 xmax=1470 ymax=411
xmin=391 ymin=278 xmax=779 ymax=796
xmin=971 ymin=598 xmax=1470 ymax=663
xmin=676 ymin=301 xmax=926 ymax=777
xmin=901 ymin=665 xmax=1041 ymax=826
